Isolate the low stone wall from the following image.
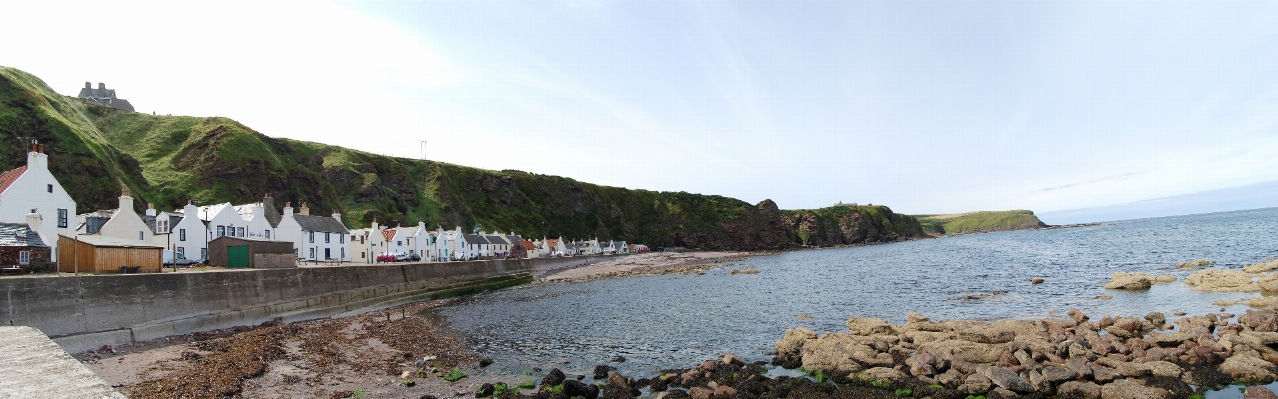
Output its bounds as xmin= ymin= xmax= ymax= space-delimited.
xmin=1 ymin=256 xmax=594 ymax=353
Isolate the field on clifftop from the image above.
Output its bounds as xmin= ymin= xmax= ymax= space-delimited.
xmin=0 ymin=66 xmax=924 ymax=250
xmin=913 ymin=209 xmax=1047 ymax=235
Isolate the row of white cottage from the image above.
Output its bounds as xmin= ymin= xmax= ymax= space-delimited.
xmin=0 ymin=146 xmax=633 ymax=265
xmin=347 ymin=222 xmax=632 ymax=263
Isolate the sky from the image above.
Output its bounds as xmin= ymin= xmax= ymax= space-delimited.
xmin=3 ymin=0 xmax=1278 ymax=216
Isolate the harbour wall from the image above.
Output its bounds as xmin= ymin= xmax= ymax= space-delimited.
xmin=0 ymin=256 xmax=595 ymax=353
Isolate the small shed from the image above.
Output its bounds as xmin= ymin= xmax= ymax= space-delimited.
xmin=0 ymin=223 xmax=51 ymax=271
xmin=57 ymin=234 xmax=163 ymax=273
xmin=208 ymin=236 xmax=295 ymax=268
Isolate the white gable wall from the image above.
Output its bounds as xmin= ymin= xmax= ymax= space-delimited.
xmin=0 ymin=151 xmax=77 ymax=260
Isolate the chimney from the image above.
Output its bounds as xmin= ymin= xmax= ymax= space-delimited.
xmin=371 ymin=217 xmax=379 ymax=231
xmin=27 ymin=143 xmax=48 ymax=171
xmin=262 ymin=193 xmax=274 ymax=213
xmin=119 ymin=188 xmax=134 ymax=213
xmin=145 ymin=203 xmax=157 ymax=217
xmin=98 ymin=82 xmax=105 ymax=90
xmin=331 ymin=211 xmax=341 ymax=223
xmin=25 ymin=211 xmax=42 ymax=237
xmin=299 ymin=202 xmax=309 ymax=215
xmin=185 ymin=199 xmax=198 ymax=219
xmin=282 ymin=201 xmax=294 ymax=218
xmin=85 ymin=82 xmax=91 ymax=89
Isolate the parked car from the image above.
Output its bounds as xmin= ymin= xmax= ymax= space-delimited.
xmin=405 ymin=253 xmax=421 ymax=262
xmin=164 ymin=250 xmax=200 ymax=266
xmin=376 ymin=253 xmax=398 ymax=263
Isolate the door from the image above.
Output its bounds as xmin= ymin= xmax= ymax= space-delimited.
xmin=228 ymin=245 xmax=250 ymax=268
xmin=324 ymin=248 xmax=331 ymax=260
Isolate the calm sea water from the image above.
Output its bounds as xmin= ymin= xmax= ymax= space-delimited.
xmin=429 ymin=208 xmax=1278 ymax=385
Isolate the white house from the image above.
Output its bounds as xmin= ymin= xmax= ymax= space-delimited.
xmin=80 ymin=189 xmax=153 ymax=243
xmin=164 ymin=200 xmax=209 ymax=262
xmin=429 ymin=226 xmax=463 ymax=262
xmin=0 ymin=144 xmax=77 ymax=260
xmin=348 ymin=227 xmax=374 ymax=263
xmin=276 ymin=202 xmax=350 ymax=262
xmin=199 ymin=202 xmax=249 ymax=240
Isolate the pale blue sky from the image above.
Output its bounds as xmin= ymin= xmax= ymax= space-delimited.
xmin=4 ymin=0 xmax=1278 ymax=215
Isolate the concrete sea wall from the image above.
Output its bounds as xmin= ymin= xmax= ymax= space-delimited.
xmin=1 ymin=257 xmax=593 ymax=353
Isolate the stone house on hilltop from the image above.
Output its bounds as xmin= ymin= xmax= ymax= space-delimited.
xmin=77 ymin=82 xmax=134 ymax=112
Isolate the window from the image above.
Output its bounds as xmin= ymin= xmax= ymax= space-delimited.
xmin=19 ymin=251 xmax=30 ymax=264
xmin=176 ymin=247 xmax=185 ymax=257
xmin=339 ymin=234 xmax=345 ymax=244
xmin=265 ymin=230 xmax=271 ymax=239
xmin=180 ymin=229 xmax=186 ymax=241
xmin=201 ymin=248 xmax=207 ymax=260
xmin=237 ymin=227 xmax=244 ymax=237
xmin=309 ymin=232 xmax=314 ymax=243
xmin=309 ymin=248 xmax=315 ymax=259
xmin=340 ymin=248 xmax=345 ymax=259
xmin=47 ymin=184 xmax=52 ymax=193
xmin=217 ymin=226 xmax=225 ymax=237
xmin=361 ymin=251 xmax=365 ymax=259
xmin=360 ymin=236 xmax=365 ymax=244
xmin=325 ymin=232 xmax=330 ymax=243
xmin=57 ymin=209 xmax=67 ymax=228
xmin=397 ymin=240 xmax=402 ymax=247
xmin=138 ymin=231 xmax=144 ymax=240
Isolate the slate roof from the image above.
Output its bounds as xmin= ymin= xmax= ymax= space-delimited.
xmin=0 ymin=165 xmax=27 ymax=195
xmin=294 ymin=215 xmax=349 ymax=234
xmin=0 ymin=223 xmax=45 ymax=247
xmin=462 ymin=234 xmax=488 ymax=245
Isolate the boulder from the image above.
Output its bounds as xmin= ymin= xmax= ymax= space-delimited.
xmin=1245 ymin=260 xmax=1278 ymax=274
xmin=956 ymin=324 xmax=1016 ymax=344
xmin=1143 ymin=361 xmax=1182 ymax=378
xmin=1031 ymin=277 xmax=1045 ymax=284
xmin=1220 ymin=354 xmax=1278 ymax=382
xmin=689 ymin=386 xmax=713 ymax=399
xmin=798 ymin=334 xmax=869 ymax=375
xmin=1240 ymin=309 xmax=1278 ymax=332
xmin=1104 ymin=272 xmax=1153 ymax=290
xmin=1245 ymin=386 xmax=1278 ymax=399
xmin=1068 ymin=308 xmax=1090 ymax=323
xmin=1185 ymin=269 xmax=1259 ymax=292
xmin=1042 ymin=365 xmax=1080 ymax=383
xmin=1176 ymin=259 xmax=1214 ymax=268
xmin=919 ymin=339 xmax=1005 ymax=363
xmin=987 ymin=387 xmax=1019 ymax=399
xmin=1099 ymin=378 xmax=1170 ymax=399
xmin=542 ymin=368 xmax=567 ymax=386
xmin=1057 ymin=380 xmax=1102 ymax=399
xmin=935 ymin=369 xmax=964 ymax=387
xmin=1153 ymin=275 xmax=1177 ymax=284
xmin=978 ymin=365 xmax=1035 ymax=393
xmin=858 ymin=367 xmax=908 ymax=383
xmin=775 ymin=327 xmax=816 ymax=358
xmin=846 ymin=317 xmax=898 ymax=336
xmin=962 ymin=372 xmax=993 ymax=393
xmin=722 ymin=353 xmax=745 ymax=366
xmin=1144 ymin=312 xmax=1166 ymax=327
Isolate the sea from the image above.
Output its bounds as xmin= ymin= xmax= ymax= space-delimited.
xmin=427 ymin=207 xmax=1278 ymax=397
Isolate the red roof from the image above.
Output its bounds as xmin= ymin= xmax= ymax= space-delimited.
xmin=381 ymin=229 xmax=397 ymax=242
xmin=0 ymin=165 xmax=27 ymax=195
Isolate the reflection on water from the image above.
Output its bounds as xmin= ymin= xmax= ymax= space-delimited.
xmin=430 ymin=208 xmax=1278 ymax=384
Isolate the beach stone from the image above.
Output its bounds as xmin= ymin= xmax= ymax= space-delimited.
xmin=1069 ymin=308 xmax=1090 ymax=323
xmin=775 ymin=327 xmax=816 ymax=358
xmin=799 ymin=334 xmax=868 ymax=374
xmin=594 ymin=365 xmax=616 ymax=379
xmin=1091 ymin=365 xmax=1120 ymax=383
xmin=1186 ymin=269 xmax=1259 ymax=292
xmin=920 ymin=339 xmax=1003 ymax=363
xmin=963 ymin=372 xmax=992 ymax=392
xmin=1144 ymin=312 xmax=1166 ymax=327
xmin=1144 ymin=361 xmax=1182 ymax=378
xmin=476 ymin=383 xmax=495 ymax=397
xmin=935 ymin=369 xmax=964 ymax=387
xmin=957 ymin=325 xmax=1016 ymax=344
xmin=688 ymin=386 xmax=713 ymax=399
xmin=1099 ymin=378 xmax=1170 ymax=399
xmin=1245 ymin=386 xmax=1278 ymax=399
xmin=722 ymin=353 xmax=745 ymax=366
xmin=542 ymin=368 xmax=567 ymax=386
xmin=1057 ymin=380 xmax=1102 ymax=399
xmin=846 ymin=317 xmax=898 ymax=336
xmin=697 ymin=361 xmax=716 ymax=372
xmin=712 ymin=385 xmax=736 ymax=399
xmin=1104 ymin=272 xmax=1153 ymax=290
xmin=987 ymin=387 xmax=1019 ymax=399
xmin=607 ymin=372 xmax=630 ymax=389
xmin=860 ymin=367 xmax=908 ymax=383
xmin=1153 ymin=275 xmax=1176 ymax=283
xmin=1042 ymin=365 xmax=1080 ymax=383
xmin=563 ymin=380 xmax=599 ymax=399
xmin=1031 ymin=278 xmax=1045 ymax=284
xmin=1240 ymin=309 xmax=1278 ymax=332
xmin=1112 ymin=362 xmax=1150 ymax=378
xmin=978 ymin=365 xmax=1034 ymax=393
xmin=1220 ymin=354 xmax=1278 ymax=382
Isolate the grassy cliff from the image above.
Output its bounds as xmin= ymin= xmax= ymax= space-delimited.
xmin=0 ymin=66 xmax=923 ymax=250
xmin=913 ymin=210 xmax=1047 ymax=235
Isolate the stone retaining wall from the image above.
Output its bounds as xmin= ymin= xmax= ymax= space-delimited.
xmin=1 ymin=257 xmax=594 ymax=353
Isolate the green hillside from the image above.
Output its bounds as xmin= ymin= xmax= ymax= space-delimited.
xmin=913 ymin=210 xmax=1047 ymax=235
xmin=0 ymin=66 xmax=924 ymax=250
